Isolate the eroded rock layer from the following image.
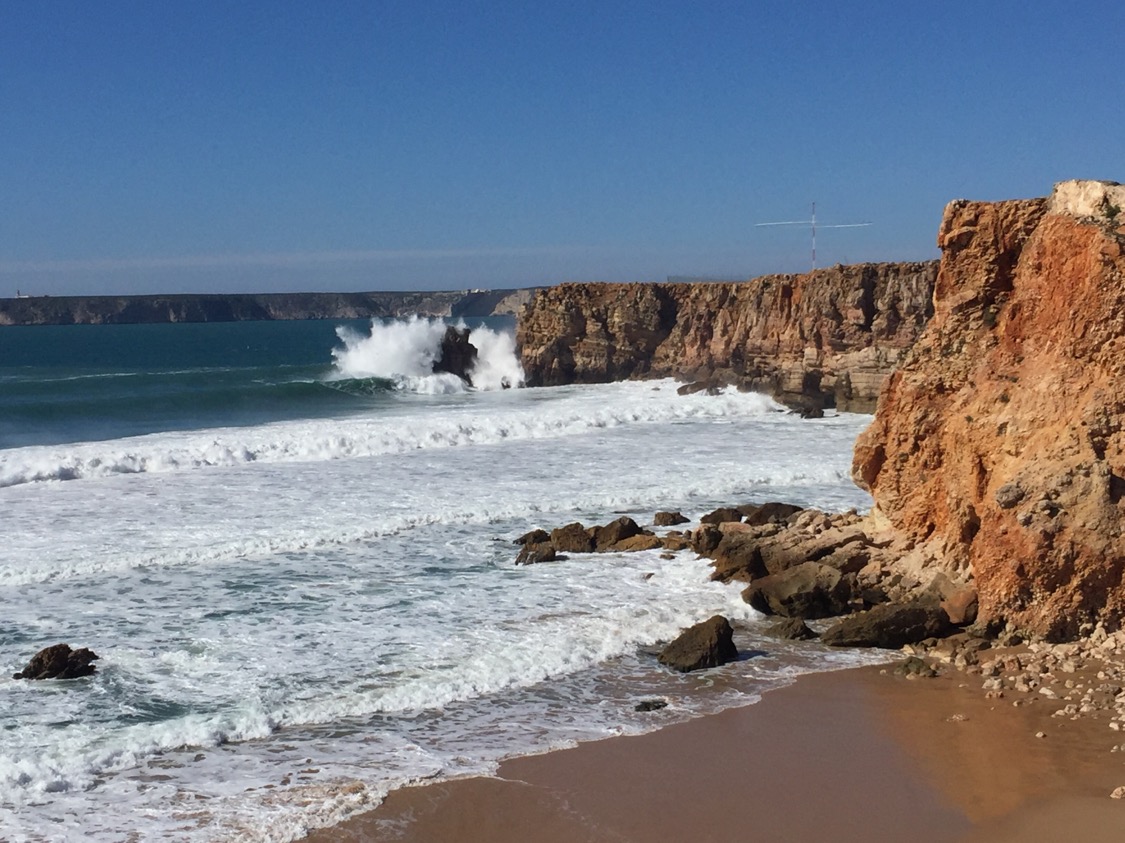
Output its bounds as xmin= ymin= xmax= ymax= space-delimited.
xmin=516 ymin=262 xmax=937 ymax=411
xmin=854 ymin=180 xmax=1125 ymax=640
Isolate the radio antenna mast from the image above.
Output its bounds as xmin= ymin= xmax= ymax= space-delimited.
xmin=755 ymin=202 xmax=872 ymax=270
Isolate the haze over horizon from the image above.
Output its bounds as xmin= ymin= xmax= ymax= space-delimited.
xmin=2 ymin=2 xmax=1121 ymax=297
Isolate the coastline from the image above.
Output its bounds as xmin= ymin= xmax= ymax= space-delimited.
xmin=304 ymin=662 xmax=1125 ymax=842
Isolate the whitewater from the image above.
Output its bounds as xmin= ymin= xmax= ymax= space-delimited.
xmin=0 ymin=317 xmax=883 ymax=841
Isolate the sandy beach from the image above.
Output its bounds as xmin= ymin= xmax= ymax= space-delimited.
xmin=305 ymin=660 xmax=1125 ymax=842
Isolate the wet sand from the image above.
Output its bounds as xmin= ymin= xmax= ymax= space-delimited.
xmin=304 ymin=661 xmax=1125 ymax=842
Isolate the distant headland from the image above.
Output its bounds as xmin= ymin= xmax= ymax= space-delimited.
xmin=0 ymin=287 xmax=537 ymax=326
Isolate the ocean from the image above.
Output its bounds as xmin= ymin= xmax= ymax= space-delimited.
xmin=0 ymin=316 xmax=886 ymax=841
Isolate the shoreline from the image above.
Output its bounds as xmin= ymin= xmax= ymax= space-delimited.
xmin=304 ymin=661 xmax=1125 ymax=842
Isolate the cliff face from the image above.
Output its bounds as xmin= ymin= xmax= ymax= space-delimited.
xmin=854 ymin=180 xmax=1125 ymax=640
xmin=517 ymin=262 xmax=937 ymax=411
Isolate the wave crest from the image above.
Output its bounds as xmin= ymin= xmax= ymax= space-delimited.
xmin=329 ymin=317 xmax=524 ymax=393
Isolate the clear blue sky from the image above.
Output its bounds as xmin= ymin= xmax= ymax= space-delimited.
xmin=2 ymin=1 xmax=1121 ymax=295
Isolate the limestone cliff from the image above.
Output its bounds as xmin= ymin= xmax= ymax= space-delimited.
xmin=0 ymin=289 xmax=527 ymax=326
xmin=854 ymin=180 xmax=1125 ymax=640
xmin=517 ymin=262 xmax=937 ymax=411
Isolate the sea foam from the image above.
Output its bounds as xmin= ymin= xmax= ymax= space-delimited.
xmin=330 ymin=316 xmax=525 ymax=393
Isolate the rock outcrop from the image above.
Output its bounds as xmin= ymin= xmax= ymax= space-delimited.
xmin=13 ymin=643 xmax=100 ymax=680
xmin=517 ymin=261 xmax=937 ymax=411
xmin=854 ymin=179 xmax=1125 ymax=640
xmin=433 ymin=325 xmax=479 ymax=385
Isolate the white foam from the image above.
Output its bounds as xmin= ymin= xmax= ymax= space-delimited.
xmin=0 ymin=380 xmax=780 ymax=488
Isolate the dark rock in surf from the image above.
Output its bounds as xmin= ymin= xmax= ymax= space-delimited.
xmin=658 ymin=615 xmax=738 ymax=673
xmin=433 ymin=325 xmax=478 ymax=386
xmin=593 ymin=516 xmax=643 ymax=550
xmin=550 ymin=522 xmax=595 ymax=554
xmin=653 ymin=511 xmax=689 ymax=527
xmin=515 ymin=543 xmax=558 ymax=565
xmin=634 ymin=699 xmax=669 ymax=712
xmin=13 ymin=643 xmax=100 ymax=680
xmin=700 ymin=507 xmax=743 ymax=525
xmin=514 ymin=528 xmax=550 ymax=546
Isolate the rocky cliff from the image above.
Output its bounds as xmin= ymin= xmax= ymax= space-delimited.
xmin=0 ymin=288 xmax=529 ymax=326
xmin=854 ymin=180 xmax=1125 ymax=640
xmin=517 ymin=262 xmax=938 ymax=411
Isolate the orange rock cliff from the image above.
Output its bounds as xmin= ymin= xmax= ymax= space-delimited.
xmin=854 ymin=179 xmax=1125 ymax=640
xmin=516 ymin=262 xmax=938 ymax=412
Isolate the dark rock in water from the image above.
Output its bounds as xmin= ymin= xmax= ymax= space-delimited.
xmin=593 ymin=516 xmax=643 ymax=551
xmin=658 ymin=615 xmax=738 ymax=672
xmin=742 ymin=562 xmax=855 ymax=619
xmin=676 ymin=381 xmax=721 ymax=396
xmin=515 ymin=542 xmax=557 ymax=565
xmin=550 ymin=522 xmax=594 ymax=554
xmin=634 ymin=699 xmax=669 ymax=712
xmin=653 ymin=511 xmax=689 ymax=527
xmin=821 ymin=602 xmax=953 ymax=649
xmin=433 ymin=325 xmax=478 ymax=385
xmin=13 ymin=643 xmax=100 ymax=680
xmin=514 ymin=528 xmax=550 ymax=546
xmin=739 ymin=502 xmax=804 ymax=526
xmin=700 ymin=507 xmax=743 ymax=525
xmin=768 ymin=617 xmax=819 ymax=640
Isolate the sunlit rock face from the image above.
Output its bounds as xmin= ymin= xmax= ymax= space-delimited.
xmin=517 ymin=261 xmax=937 ymax=412
xmin=854 ymin=180 xmax=1125 ymax=640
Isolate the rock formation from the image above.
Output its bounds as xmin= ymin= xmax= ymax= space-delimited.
xmin=854 ymin=179 xmax=1125 ymax=640
xmin=13 ymin=643 xmax=100 ymax=680
xmin=517 ymin=261 xmax=937 ymax=411
xmin=433 ymin=325 xmax=479 ymax=385
xmin=657 ymin=615 xmax=739 ymax=672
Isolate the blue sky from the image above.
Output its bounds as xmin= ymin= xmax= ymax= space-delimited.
xmin=1 ymin=1 xmax=1121 ymax=295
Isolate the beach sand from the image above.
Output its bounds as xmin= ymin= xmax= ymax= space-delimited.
xmin=303 ymin=660 xmax=1125 ymax=842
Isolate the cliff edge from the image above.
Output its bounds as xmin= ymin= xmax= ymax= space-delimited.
xmin=854 ymin=180 xmax=1125 ymax=640
xmin=517 ymin=262 xmax=938 ymax=412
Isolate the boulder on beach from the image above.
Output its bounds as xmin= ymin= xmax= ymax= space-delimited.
xmin=13 ymin=643 xmax=100 ymax=680
xmin=743 ymin=562 xmax=856 ymax=619
xmin=821 ymin=601 xmax=953 ymax=649
xmin=653 ymin=511 xmax=689 ymax=527
xmin=657 ymin=615 xmax=739 ymax=673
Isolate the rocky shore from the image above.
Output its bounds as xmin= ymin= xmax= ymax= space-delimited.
xmin=509 ymin=177 xmax=1125 ymax=791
